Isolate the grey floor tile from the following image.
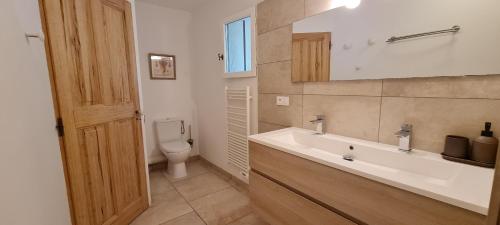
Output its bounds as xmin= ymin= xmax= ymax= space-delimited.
xmin=227 ymin=213 xmax=268 ymax=225
xmin=138 ymin=159 xmax=267 ymax=225
xmin=190 ymin=187 xmax=252 ymax=225
xmin=131 ymin=191 xmax=193 ymax=225
xmin=149 ymin=170 xmax=175 ymax=197
xmin=174 ymin=173 xmax=231 ymax=201
xmin=159 ymin=212 xmax=206 ymax=225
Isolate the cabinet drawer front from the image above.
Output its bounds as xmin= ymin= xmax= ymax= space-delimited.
xmin=250 ymin=171 xmax=357 ymax=225
xmin=250 ymin=142 xmax=485 ymax=225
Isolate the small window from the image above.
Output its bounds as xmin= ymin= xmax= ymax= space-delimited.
xmin=224 ymin=14 xmax=254 ymax=76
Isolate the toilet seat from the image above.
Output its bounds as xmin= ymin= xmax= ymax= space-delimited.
xmin=160 ymin=140 xmax=190 ymax=153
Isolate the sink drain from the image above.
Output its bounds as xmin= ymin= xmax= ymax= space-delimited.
xmin=343 ymin=154 xmax=354 ymax=161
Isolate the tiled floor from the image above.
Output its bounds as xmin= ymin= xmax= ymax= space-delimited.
xmin=131 ymin=159 xmax=268 ymax=225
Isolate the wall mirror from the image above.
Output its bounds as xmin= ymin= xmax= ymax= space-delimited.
xmin=291 ymin=0 xmax=500 ymax=82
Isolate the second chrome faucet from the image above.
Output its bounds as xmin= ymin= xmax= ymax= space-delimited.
xmin=309 ymin=116 xmax=412 ymax=153
xmin=310 ymin=115 xmax=326 ymax=135
xmin=395 ymin=123 xmax=413 ymax=152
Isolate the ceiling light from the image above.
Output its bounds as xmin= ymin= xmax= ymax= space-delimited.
xmin=345 ymin=0 xmax=361 ymax=9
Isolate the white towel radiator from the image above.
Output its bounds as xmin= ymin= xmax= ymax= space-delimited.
xmin=225 ymin=86 xmax=252 ymax=173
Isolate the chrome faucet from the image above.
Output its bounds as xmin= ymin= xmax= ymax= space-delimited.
xmin=395 ymin=124 xmax=412 ymax=152
xmin=310 ymin=115 xmax=326 ymax=135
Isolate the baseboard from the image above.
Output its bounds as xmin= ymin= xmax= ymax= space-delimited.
xmin=199 ymin=157 xmax=249 ymax=191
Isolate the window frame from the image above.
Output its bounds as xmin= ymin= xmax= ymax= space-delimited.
xmin=222 ymin=7 xmax=256 ymax=79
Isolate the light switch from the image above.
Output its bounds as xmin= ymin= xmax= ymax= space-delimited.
xmin=276 ymin=96 xmax=290 ymax=106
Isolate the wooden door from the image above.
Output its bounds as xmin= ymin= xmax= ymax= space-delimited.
xmin=292 ymin=32 xmax=331 ymax=82
xmin=40 ymin=0 xmax=148 ymax=225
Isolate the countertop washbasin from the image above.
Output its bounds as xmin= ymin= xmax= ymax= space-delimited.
xmin=248 ymin=127 xmax=495 ymax=215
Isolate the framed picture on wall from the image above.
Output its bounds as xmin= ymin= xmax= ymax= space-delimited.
xmin=148 ymin=53 xmax=176 ymax=80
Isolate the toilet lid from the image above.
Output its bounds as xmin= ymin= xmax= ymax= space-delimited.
xmin=160 ymin=140 xmax=191 ymax=153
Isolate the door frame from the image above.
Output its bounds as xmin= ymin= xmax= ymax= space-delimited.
xmin=37 ymin=0 xmax=151 ymax=224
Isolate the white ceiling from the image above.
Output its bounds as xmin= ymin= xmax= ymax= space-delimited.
xmin=138 ymin=0 xmax=212 ymax=12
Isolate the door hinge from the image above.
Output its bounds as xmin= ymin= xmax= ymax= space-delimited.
xmin=135 ymin=110 xmax=143 ymax=121
xmin=56 ymin=118 xmax=64 ymax=137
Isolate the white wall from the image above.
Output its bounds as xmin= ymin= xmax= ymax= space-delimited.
xmin=191 ymin=0 xmax=261 ymax=182
xmin=128 ymin=0 xmax=153 ymax=205
xmin=294 ymin=0 xmax=500 ymax=80
xmin=0 ymin=0 xmax=71 ymax=224
xmin=136 ymin=2 xmax=199 ymax=164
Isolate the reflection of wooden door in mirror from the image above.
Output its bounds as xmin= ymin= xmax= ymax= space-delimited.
xmin=40 ymin=0 xmax=148 ymax=225
xmin=292 ymin=32 xmax=331 ymax=82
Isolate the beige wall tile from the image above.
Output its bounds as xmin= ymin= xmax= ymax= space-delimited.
xmin=258 ymin=121 xmax=287 ymax=133
xmin=257 ymin=26 xmax=292 ymax=64
xmin=302 ymin=95 xmax=381 ymax=141
xmin=258 ymin=61 xmax=303 ymax=94
xmin=305 ymin=0 xmax=334 ymax=17
xmin=383 ymin=75 xmax=500 ymax=99
xmin=379 ymin=97 xmax=500 ymax=153
xmin=256 ymin=0 xmax=500 ymax=155
xmin=259 ymin=94 xmax=303 ymax=127
xmin=303 ymin=80 xmax=383 ymax=96
xmin=257 ymin=0 xmax=304 ymax=34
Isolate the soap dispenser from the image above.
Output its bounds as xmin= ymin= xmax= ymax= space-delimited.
xmin=471 ymin=122 xmax=499 ymax=164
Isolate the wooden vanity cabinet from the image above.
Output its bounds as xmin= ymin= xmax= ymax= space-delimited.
xmin=250 ymin=171 xmax=356 ymax=225
xmin=249 ymin=141 xmax=486 ymax=225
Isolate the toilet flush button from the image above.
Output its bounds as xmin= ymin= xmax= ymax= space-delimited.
xmin=276 ymin=96 xmax=290 ymax=106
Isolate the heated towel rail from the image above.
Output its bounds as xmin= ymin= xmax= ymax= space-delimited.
xmin=225 ymin=86 xmax=252 ymax=173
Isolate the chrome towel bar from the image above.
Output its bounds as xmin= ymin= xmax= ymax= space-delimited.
xmin=386 ymin=25 xmax=461 ymax=43
xmin=25 ymin=32 xmax=45 ymax=42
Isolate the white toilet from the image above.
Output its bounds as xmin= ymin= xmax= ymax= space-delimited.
xmin=155 ymin=118 xmax=192 ymax=178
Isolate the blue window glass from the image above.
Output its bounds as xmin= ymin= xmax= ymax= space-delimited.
xmin=225 ymin=17 xmax=252 ymax=73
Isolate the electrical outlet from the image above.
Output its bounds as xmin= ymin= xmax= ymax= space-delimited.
xmin=276 ymin=96 xmax=290 ymax=106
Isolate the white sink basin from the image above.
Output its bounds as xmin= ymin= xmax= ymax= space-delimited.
xmin=248 ymin=127 xmax=495 ymax=215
